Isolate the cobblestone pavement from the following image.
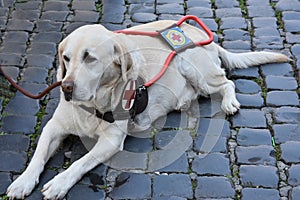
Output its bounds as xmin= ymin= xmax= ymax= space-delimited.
xmin=0 ymin=0 xmax=299 ymax=199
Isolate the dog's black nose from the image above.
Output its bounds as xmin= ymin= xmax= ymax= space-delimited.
xmin=62 ymin=80 xmax=74 ymax=101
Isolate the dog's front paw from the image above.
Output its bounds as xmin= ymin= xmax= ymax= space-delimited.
xmin=42 ymin=173 xmax=72 ymax=200
xmin=7 ymin=173 xmax=38 ymax=199
xmin=221 ymin=97 xmax=240 ymax=115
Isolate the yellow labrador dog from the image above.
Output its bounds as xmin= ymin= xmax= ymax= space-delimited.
xmin=7 ymin=20 xmax=288 ymax=199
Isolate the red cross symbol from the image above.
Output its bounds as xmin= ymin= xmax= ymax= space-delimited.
xmin=123 ymin=81 xmax=135 ymax=110
xmin=171 ymin=33 xmax=182 ymax=42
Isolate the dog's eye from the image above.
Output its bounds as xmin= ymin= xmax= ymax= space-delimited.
xmin=63 ymin=55 xmax=70 ymax=62
xmin=83 ymin=51 xmax=97 ymax=63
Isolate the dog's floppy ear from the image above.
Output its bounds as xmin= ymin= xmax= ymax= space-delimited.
xmin=57 ymin=42 xmax=67 ymax=82
xmin=113 ymin=42 xmax=141 ymax=82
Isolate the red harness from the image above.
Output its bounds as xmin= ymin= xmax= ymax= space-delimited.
xmin=115 ymin=15 xmax=214 ymax=88
xmin=0 ymin=15 xmax=213 ymax=123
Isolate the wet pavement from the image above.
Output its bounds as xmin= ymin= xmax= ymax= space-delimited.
xmin=0 ymin=0 xmax=299 ymax=199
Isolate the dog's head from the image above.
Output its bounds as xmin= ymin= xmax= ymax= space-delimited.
xmin=57 ymin=24 xmax=141 ymax=104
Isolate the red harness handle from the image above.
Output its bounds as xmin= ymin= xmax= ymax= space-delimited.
xmin=116 ymin=15 xmax=214 ymax=87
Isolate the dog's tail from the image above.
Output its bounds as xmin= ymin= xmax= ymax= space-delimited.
xmin=217 ymin=45 xmax=290 ymax=70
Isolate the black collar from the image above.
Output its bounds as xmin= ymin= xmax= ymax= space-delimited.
xmin=78 ymin=77 xmax=148 ymax=123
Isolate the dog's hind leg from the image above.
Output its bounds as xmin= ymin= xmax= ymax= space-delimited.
xmin=6 ymin=119 xmax=67 ymax=200
xmin=41 ymin=125 xmax=126 ymax=200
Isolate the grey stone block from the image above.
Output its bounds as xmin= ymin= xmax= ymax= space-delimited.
xmin=26 ymin=54 xmax=55 ymax=69
xmin=14 ymin=1 xmax=42 ymax=10
xmin=223 ymin=29 xmax=251 ymax=42
xmin=153 ymin=174 xmax=193 ymax=199
xmin=241 ymin=188 xmax=280 ymax=200
xmin=222 ymin=40 xmax=251 ymax=50
xmin=0 ymin=53 xmax=25 ymax=66
xmin=282 ymin=11 xmax=300 ymax=20
xmin=128 ymin=3 xmax=155 ymax=14
xmin=3 ymin=31 xmax=29 ymax=43
xmin=123 ymin=135 xmax=152 ymax=153
xmin=157 ymin=14 xmax=183 ymax=21
xmin=195 ymin=176 xmax=235 ymax=198
xmin=70 ymin=11 xmax=99 ymax=23
xmin=237 ymin=128 xmax=272 ymax=146
xmin=232 ymin=109 xmax=267 ymax=128
xmin=194 ymin=135 xmax=227 ymax=153
xmin=236 ymin=145 xmax=276 ymax=165
xmin=7 ymin=19 xmax=34 ymax=31
xmin=247 ymin=6 xmax=275 ymax=17
xmin=240 ymin=165 xmax=279 ymax=188
xmin=234 ymin=79 xmax=261 ymax=94
xmin=261 ymin=63 xmax=294 ymax=77
xmin=215 ymin=0 xmax=239 ymax=8
xmin=186 ymin=7 xmax=213 ymax=18
xmin=187 ymin=0 xmax=211 ymax=8
xmin=197 ymin=118 xmax=230 ymax=137
xmin=101 ymin=4 xmax=126 ymax=23
xmin=291 ymin=44 xmax=300 ymax=56
xmin=158 ymin=153 xmax=189 ymax=173
xmin=1 ymin=42 xmax=26 ymax=54
xmin=192 ymin=153 xmax=230 ymax=175
xmin=156 ymin=0 xmax=183 ymax=4
xmin=11 ymin=10 xmax=40 ymax=21
xmin=131 ymin=13 xmax=157 ymax=23
xmin=32 ymin=32 xmax=63 ymax=43
xmin=253 ymin=36 xmax=284 ymax=49
xmin=254 ymin=27 xmax=280 ymax=37
xmin=252 ymin=17 xmax=277 ymax=28
xmin=0 ymin=172 xmax=11 ymax=194
xmin=236 ymin=93 xmax=264 ymax=108
xmin=265 ymin=75 xmax=298 ymax=90
xmin=0 ymin=151 xmax=27 ymax=172
xmin=273 ymin=124 xmax=300 ymax=143
xmin=41 ymin=11 xmax=69 ymax=21
xmin=246 ymin=0 xmax=269 ymax=6
xmin=68 ymin=184 xmax=105 ymax=200
xmin=285 ymin=20 xmax=300 ymax=32
xmin=72 ymin=1 xmax=96 ymax=11
xmin=276 ymin=0 xmax=300 ymax=12
xmin=288 ymin=164 xmax=300 ymax=186
xmin=27 ymin=42 xmax=57 ymax=56
xmin=281 ymin=142 xmax=300 ymax=163
xmin=274 ymin=106 xmax=300 ymax=124
xmin=156 ymin=3 xmax=184 ymax=15
xmin=22 ymin=67 xmax=49 ymax=84
xmin=0 ymin=134 xmax=30 ymax=152
xmin=229 ymin=67 xmax=259 ymax=78
xmin=2 ymin=115 xmax=37 ymax=134
xmin=216 ymin=8 xmax=242 ymax=18
xmin=36 ymin=20 xmax=63 ymax=32
xmin=290 ymin=186 xmax=300 ymax=200
xmin=220 ymin=17 xmax=247 ymax=29
xmin=266 ymin=91 xmax=299 ymax=106
xmin=44 ymin=1 xmax=69 ymax=11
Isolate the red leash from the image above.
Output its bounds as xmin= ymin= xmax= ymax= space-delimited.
xmin=0 ymin=15 xmax=213 ymax=99
xmin=0 ymin=66 xmax=62 ymax=99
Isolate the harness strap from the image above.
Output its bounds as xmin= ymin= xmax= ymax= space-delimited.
xmin=79 ymin=76 xmax=147 ymax=123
